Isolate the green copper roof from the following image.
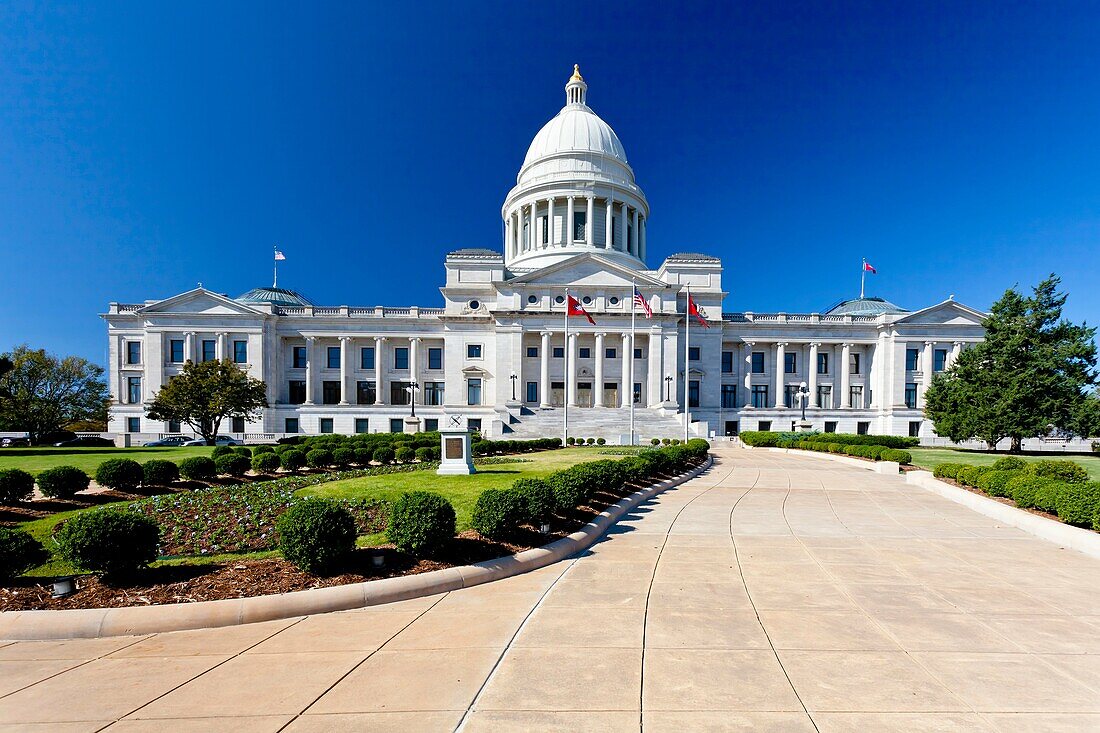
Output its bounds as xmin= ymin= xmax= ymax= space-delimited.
xmin=235 ymin=287 xmax=314 ymax=307
xmin=825 ymin=296 xmax=908 ymax=316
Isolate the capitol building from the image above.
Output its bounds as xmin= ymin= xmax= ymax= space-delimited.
xmin=104 ymin=66 xmax=986 ymax=443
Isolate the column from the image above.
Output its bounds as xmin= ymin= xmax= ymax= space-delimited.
xmin=774 ymin=342 xmax=786 ymax=408
xmin=840 ymin=342 xmax=852 ymax=408
xmin=640 ymin=216 xmax=647 ymax=262
xmin=632 ymin=208 xmax=639 ymax=258
xmin=567 ymin=333 xmax=578 ymax=406
xmin=539 ymin=331 xmax=551 ymax=407
xmin=648 ymin=332 xmax=663 ymax=406
xmin=585 ymin=195 xmax=594 ymax=246
xmin=920 ymin=340 xmax=934 ymax=406
xmin=949 ymin=340 xmax=962 ymax=367
xmin=604 ymin=197 xmax=613 ymax=248
xmin=743 ymin=342 xmax=754 ymax=408
xmin=621 ymin=332 xmax=632 ymax=408
xmin=808 ymin=342 xmax=819 ymax=407
xmin=409 ymin=337 xmax=420 ymax=404
xmin=184 ymin=332 xmax=196 ymax=364
xmin=215 ymin=332 xmax=228 ymax=361
xmin=373 ymin=336 xmax=386 ymax=404
xmin=505 ymin=216 xmax=512 ymax=258
xmin=338 ymin=337 xmax=351 ymax=404
xmin=304 ymin=337 xmax=316 ymax=405
xmin=620 ymin=202 xmax=629 ymax=252
xmin=528 ymin=203 xmax=537 ymax=251
xmin=594 ymin=333 xmax=605 ymax=407
xmin=567 ymin=196 xmax=575 ymax=243
xmin=547 ymin=197 xmax=555 ymax=247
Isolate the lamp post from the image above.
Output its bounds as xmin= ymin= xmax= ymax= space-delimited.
xmin=509 ymin=372 xmax=518 ymax=401
xmin=664 ymin=375 xmax=672 ymax=402
xmin=797 ymin=381 xmax=810 ymax=424
xmin=407 ymin=381 xmax=420 ymax=418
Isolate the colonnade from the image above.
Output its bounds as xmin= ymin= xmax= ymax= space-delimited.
xmin=505 ymin=194 xmax=646 ymax=261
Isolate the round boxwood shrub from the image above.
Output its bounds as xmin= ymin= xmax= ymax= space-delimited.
xmin=513 ymin=478 xmax=555 ymax=525
xmin=1054 ymin=481 xmax=1100 ymax=527
xmin=306 ymin=449 xmax=333 ymax=469
xmin=141 ymin=459 xmax=179 ymax=487
xmin=0 ymin=469 xmax=35 ymax=504
xmin=976 ymin=469 xmax=1021 ymax=498
xmin=415 ymin=446 xmax=433 ymax=462
xmin=280 ymin=449 xmax=306 ymax=471
xmin=252 ymin=445 xmax=274 ymax=455
xmin=0 ymin=527 xmax=48 ymax=580
xmin=330 ymin=447 xmax=354 ymax=468
xmin=354 ymin=448 xmax=374 ymax=466
xmin=596 ymin=437 xmax=606 ymax=445
xmin=471 ymin=488 xmax=525 ymax=540
xmin=211 ymin=445 xmax=235 ymax=459
xmin=933 ymin=463 xmax=967 ymax=480
xmin=387 ymin=491 xmax=456 ymax=555
xmin=178 ymin=455 xmax=217 ymax=481
xmin=1034 ymin=479 xmax=1066 ymax=514
xmin=215 ymin=453 xmax=251 ymax=476
xmin=36 ymin=466 xmax=90 ymax=499
xmin=1026 ymin=460 xmax=1089 ymax=484
xmin=992 ymin=456 xmax=1027 ymax=472
xmin=395 ymin=446 xmax=415 ymax=464
xmin=276 ymin=498 xmax=357 ymax=574
xmin=566 ymin=436 xmax=576 ymax=445
xmin=55 ymin=508 xmax=160 ymax=578
xmin=251 ymin=452 xmax=281 ymax=473
xmin=651 ymin=438 xmax=661 ymax=446
xmin=956 ymin=465 xmax=989 ymax=487
xmin=1007 ymin=474 xmax=1044 ymax=509
xmin=372 ymin=447 xmax=395 ymax=465
xmin=233 ymin=446 xmax=253 ymax=458
xmin=94 ymin=458 xmax=144 ymax=491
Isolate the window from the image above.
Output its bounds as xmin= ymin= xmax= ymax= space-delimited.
xmin=721 ymin=384 xmax=737 ymax=408
xmin=934 ymin=348 xmax=947 ymax=372
xmin=127 ymin=377 xmax=141 ymax=404
xmin=167 ymin=420 xmax=181 ymax=433
xmin=634 ymin=348 xmax=643 ymax=359
xmin=688 ymin=347 xmax=701 ymax=361
xmin=289 ymin=380 xmax=306 ymax=404
xmin=605 ymin=348 xmax=617 ymax=359
xmin=824 ymin=421 xmax=838 ymax=433
xmin=850 ymin=352 xmax=861 ymax=375
xmin=169 ymin=339 xmax=184 ymax=363
xmin=553 ymin=347 xmax=565 ymax=358
xmin=319 ymin=418 xmax=334 ymax=434
xmin=127 ymin=417 xmax=140 ymax=433
xmin=688 ymin=380 xmax=700 ymax=408
xmin=817 ymin=352 xmax=829 ymax=374
xmin=389 ymin=418 xmax=404 ymax=434
xmin=724 ymin=420 xmax=739 ymax=436
xmin=758 ymin=420 xmax=772 ymax=432
xmin=231 ymin=417 xmax=245 ymax=433
xmin=233 ymin=340 xmax=248 ymax=364
xmin=906 ymin=348 xmax=919 ymax=371
xmin=633 ymin=382 xmax=642 ymax=404
xmin=356 ymin=381 xmax=376 ymax=405
xmin=904 ymin=383 xmax=918 ymax=409
xmin=360 ymin=347 xmax=375 ymax=370
xmin=909 ymin=420 xmax=922 ymax=438
xmin=609 ymin=296 xmax=619 ymax=305
xmin=751 ymin=385 xmax=769 ymax=408
xmin=721 ymin=351 xmax=734 ymax=373
xmin=127 ymin=342 xmax=141 ymax=365
xmin=467 ymin=378 xmax=482 ymax=406
xmin=391 ymin=381 xmax=410 ymax=405
xmin=784 ymin=384 xmax=799 ymax=408
xmin=327 ymin=347 xmax=341 ymax=369
xmin=285 ymin=418 xmax=299 ymax=433
xmin=467 ymin=344 xmax=483 ymax=359
xmin=526 ymin=381 xmax=538 ymax=403
xmin=394 ymin=347 xmax=409 ymax=370
xmin=424 ymin=418 xmax=439 ymax=432
xmin=541 ymin=215 xmax=549 ymax=244
xmin=857 ymin=421 xmax=870 ymax=435
xmin=355 ymin=418 xmax=369 ymax=434
xmin=817 ymin=385 xmax=833 ymax=409
xmin=423 ymin=381 xmax=445 ymax=405
xmin=579 ymin=347 xmax=591 ymax=359
xmin=428 ymin=347 xmax=442 ymax=370
xmin=293 ymin=346 xmax=307 ymax=369
xmin=573 ymin=210 xmax=586 ymax=241
xmin=850 ymin=385 xmax=864 ymax=409
xmin=526 ymin=346 xmax=539 ymax=358
xmin=201 ymin=340 xmax=216 ymax=362
xmin=322 ymin=381 xmax=341 ymax=405
xmin=468 ymin=418 xmax=482 ymax=433
xmin=751 ymin=352 xmax=765 ymax=374
xmin=783 ymin=353 xmax=796 ymax=374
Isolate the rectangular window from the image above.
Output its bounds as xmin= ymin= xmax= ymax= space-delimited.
xmin=289 ymin=380 xmax=306 ymax=404
xmin=784 ymin=353 xmax=796 ymax=374
xmin=688 ymin=346 xmax=701 ymax=361
xmin=817 ymin=352 xmax=829 ymax=374
xmin=724 ymin=420 xmax=739 ymax=436
xmin=428 ymin=347 xmax=443 ymax=370
xmin=825 ymin=421 xmax=838 ymax=433
xmin=850 ymin=385 xmax=864 ymax=409
xmin=424 ymin=418 xmax=439 ymax=432
xmin=751 ymin=384 xmax=769 ymax=408
xmin=905 ymin=383 xmax=918 ymax=409
xmin=201 ymin=340 xmax=216 ymax=362
xmin=293 ymin=346 xmax=307 ymax=369
xmin=605 ymin=348 xmax=617 ymax=359
xmin=721 ymin=351 xmax=734 ymax=373
xmin=857 ymin=421 xmax=870 ymax=435
xmin=391 ymin=381 xmax=410 ymax=405
xmin=394 ymin=347 xmax=409 ymax=370
xmin=319 ymin=418 xmax=334 ymax=434
xmin=467 ymin=344 xmax=483 ymax=359
xmin=526 ymin=381 xmax=538 ymax=403
xmin=127 ymin=417 xmax=140 ymax=433
xmin=526 ymin=346 xmax=539 ymax=358
xmin=934 ymin=348 xmax=947 ymax=372
xmin=751 ymin=352 xmax=765 ymax=374
xmin=634 ymin=347 xmax=643 ymax=360
xmin=233 ymin=340 xmax=248 ymax=364
xmin=579 ymin=347 xmax=591 ymax=359
xmin=356 ymin=380 xmax=376 ymax=405
xmin=721 ymin=384 xmax=737 ymax=408
xmin=285 ymin=418 xmax=299 ymax=434
xmin=909 ymin=420 xmax=922 ymax=438
xmin=354 ymin=418 xmax=369 ymax=434
xmin=167 ymin=419 xmax=181 ymax=433
xmin=553 ymin=347 xmax=565 ymax=358
xmin=758 ymin=420 xmax=772 ymax=432
xmin=634 ymin=382 xmax=642 ymax=404
xmin=423 ymin=381 xmax=445 ymax=406
xmin=541 ymin=215 xmax=549 ymax=244
xmin=573 ymin=210 xmax=587 ymax=241
xmin=231 ymin=416 xmax=245 ymax=433
xmin=467 ymin=378 xmax=482 ymax=406
xmin=322 ymin=381 xmax=341 ymax=405
xmin=127 ymin=376 xmax=141 ymax=404
xmin=817 ymin=385 xmax=833 ymax=409
xmin=688 ymin=380 xmax=700 ymax=408
xmin=360 ymin=347 xmax=375 ymax=370
xmin=784 ymin=384 xmax=799 ymax=408
xmin=906 ymin=348 xmax=919 ymax=371
xmin=127 ymin=341 xmax=141 ymax=364
xmin=169 ymin=339 xmax=184 ymax=363
xmin=468 ymin=418 xmax=482 ymax=433
xmin=389 ymin=418 xmax=404 ymax=434
xmin=850 ymin=352 xmax=861 ymax=375
xmin=327 ymin=347 xmax=341 ymax=369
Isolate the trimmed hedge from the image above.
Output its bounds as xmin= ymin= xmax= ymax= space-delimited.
xmin=55 ymin=508 xmax=160 ymax=578
xmin=933 ymin=463 xmax=968 ymax=480
xmin=472 ymin=437 xmax=563 ymax=456
xmin=976 ymin=469 xmax=1023 ymax=498
xmin=471 ymin=488 xmax=526 ymax=540
xmin=373 ymin=447 xmax=395 ymax=465
xmin=513 ymin=478 xmax=555 ymax=525
xmin=94 ymin=458 xmax=144 ymax=491
xmin=1006 ymin=474 xmax=1055 ymax=509
xmin=276 ymin=497 xmax=357 ymax=574
xmin=211 ymin=445 xmax=235 ymax=459
xmin=0 ymin=527 xmax=48 ymax=580
xmin=331 ymin=447 xmax=355 ymax=468
xmin=306 ymin=449 xmax=333 ymax=469
xmin=1026 ymin=460 xmax=1089 ymax=484
xmin=395 ymin=446 xmax=415 ymax=464
xmin=387 ymin=491 xmax=456 ymax=555
xmin=0 ymin=468 xmax=35 ymax=504
xmin=179 ymin=456 xmax=217 ymax=481
xmin=991 ymin=456 xmax=1028 ymax=472
xmin=36 ymin=465 xmax=90 ymax=499
xmin=1054 ymin=481 xmax=1100 ymax=528
xmin=142 ymin=459 xmax=180 ymax=487
xmin=780 ymin=439 xmax=912 ymax=465
xmin=279 ymin=449 xmax=306 ymax=471
xmin=215 ymin=453 xmax=251 ymax=476
xmin=251 ymin=452 xmax=281 ymax=473
xmin=742 ymin=431 xmax=920 ymax=450
xmin=943 ymin=461 xmax=1100 ymax=532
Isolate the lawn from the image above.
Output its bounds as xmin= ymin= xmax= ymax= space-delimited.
xmin=909 ymin=447 xmax=1100 ymax=481
xmin=0 ymin=446 xmax=215 ymax=476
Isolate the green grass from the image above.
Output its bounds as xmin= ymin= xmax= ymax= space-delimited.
xmin=909 ymin=447 xmax=1100 ymax=481
xmin=0 ymin=446 xmax=215 ymax=476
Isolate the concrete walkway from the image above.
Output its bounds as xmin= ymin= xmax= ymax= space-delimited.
xmin=2 ymin=444 xmax=1099 ymax=732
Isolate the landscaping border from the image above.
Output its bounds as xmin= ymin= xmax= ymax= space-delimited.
xmin=0 ymin=456 xmax=713 ymax=641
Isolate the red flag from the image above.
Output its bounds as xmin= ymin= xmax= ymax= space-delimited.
xmin=567 ymin=294 xmax=595 ymax=325
xmin=863 ymin=261 xmax=877 ymax=274
xmin=688 ymin=294 xmax=709 ymax=328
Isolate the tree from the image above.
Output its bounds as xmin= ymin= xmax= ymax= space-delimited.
xmin=925 ymin=275 xmax=1098 ymax=452
xmin=146 ymin=359 xmax=268 ymax=445
xmin=0 ymin=346 xmax=110 ymax=445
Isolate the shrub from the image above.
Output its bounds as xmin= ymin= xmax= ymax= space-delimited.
xmin=415 ymin=446 xmax=433 ymax=462
xmin=956 ymin=465 xmax=989 ymax=487
xmin=276 ymin=498 xmax=357 ymax=574
xmin=251 ymin=452 xmax=281 ymax=473
xmin=1054 ymin=482 xmax=1100 ymax=528
xmin=566 ymin=436 xmax=576 ymax=445
xmin=596 ymin=437 xmax=606 ymax=445
xmin=547 ymin=468 xmax=590 ymax=512
xmin=0 ymin=527 xmax=48 ymax=580
xmin=827 ymin=443 xmax=844 ymax=453
xmin=94 ymin=458 xmax=144 ymax=491
xmin=306 ymin=449 xmax=333 ymax=469
xmin=387 ymin=491 xmax=456 ymax=555
xmin=1007 ymin=474 xmax=1047 ymax=509
xmin=471 ymin=488 xmax=526 ymax=540
xmin=739 ymin=431 xmax=778 ymax=447
xmin=215 ymin=453 xmax=251 ymax=476
xmin=354 ymin=448 xmax=374 ymax=466
xmin=880 ymin=449 xmax=912 ymax=465
xmin=513 ymin=478 xmax=555 ymax=524
xmin=331 ymin=447 xmax=355 ymax=468
xmin=0 ymin=469 xmax=35 ymax=504
xmin=211 ymin=445 xmax=235 ymax=459
xmin=651 ymin=438 xmax=660 ymax=446
xmin=142 ymin=459 xmax=179 ymax=487
xmin=1026 ymin=460 xmax=1089 ymax=484
xmin=252 ymin=445 xmax=274 ymax=455
xmin=36 ymin=466 xmax=90 ymax=499
xmin=373 ymin=447 xmax=395 ymax=465
xmin=585 ymin=437 xmax=595 ymax=445
xmin=395 ymin=446 xmax=415 ymax=464
xmin=933 ymin=463 xmax=967 ymax=480
xmin=992 ymin=456 xmax=1027 ymax=472
xmin=280 ymin=449 xmax=306 ymax=471
xmin=55 ymin=508 xmax=160 ymax=578
xmin=234 ymin=446 xmax=253 ymax=458
xmin=976 ymin=469 xmax=1022 ymax=498
xmin=662 ymin=438 xmax=671 ymax=445
xmin=671 ymin=438 xmax=681 ymax=445
xmin=179 ymin=456 xmax=217 ymax=481
xmin=1033 ymin=479 xmax=1066 ymax=514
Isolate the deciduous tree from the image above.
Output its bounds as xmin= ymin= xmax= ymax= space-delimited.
xmin=0 ymin=346 xmax=109 ymax=444
xmin=146 ymin=359 xmax=268 ymax=445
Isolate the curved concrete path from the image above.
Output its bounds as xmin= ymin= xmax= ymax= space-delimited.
xmin=2 ymin=444 xmax=1099 ymax=732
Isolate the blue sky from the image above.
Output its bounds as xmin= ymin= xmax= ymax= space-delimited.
xmin=2 ymin=1 xmax=1098 ymax=364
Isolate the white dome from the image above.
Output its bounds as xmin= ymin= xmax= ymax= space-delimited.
xmin=522 ymin=105 xmax=628 ymax=169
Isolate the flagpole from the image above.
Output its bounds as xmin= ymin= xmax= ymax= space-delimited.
xmin=860 ymin=258 xmax=865 ymax=299
xmin=563 ymin=287 xmax=569 ymax=448
xmin=684 ymin=285 xmax=690 ymax=443
xmin=273 ymin=245 xmax=278 ymax=289
xmin=629 ymin=278 xmax=636 ymax=446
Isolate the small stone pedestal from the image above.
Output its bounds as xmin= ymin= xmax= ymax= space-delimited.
xmin=794 ymin=420 xmax=814 ymax=433
xmin=437 ymin=429 xmax=476 ymax=475
xmin=403 ymin=416 xmax=422 ymax=434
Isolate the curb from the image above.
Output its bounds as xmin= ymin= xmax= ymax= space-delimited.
xmin=905 ymin=470 xmax=1100 ymax=560
xmin=759 ymin=446 xmax=901 ymax=474
xmin=0 ymin=456 xmax=714 ymax=641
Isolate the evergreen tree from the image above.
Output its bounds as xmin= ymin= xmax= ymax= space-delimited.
xmin=146 ymin=359 xmax=268 ymax=445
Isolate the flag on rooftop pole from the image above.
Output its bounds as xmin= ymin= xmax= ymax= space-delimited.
xmin=567 ymin=294 xmax=595 ymax=325
xmin=687 ymin=294 xmax=709 ymax=328
xmin=273 ymin=246 xmax=285 ymax=288
xmin=274 ymin=249 xmax=286 ymax=261
xmin=860 ymin=258 xmax=876 ymax=298
xmin=632 ymin=284 xmax=653 ymax=318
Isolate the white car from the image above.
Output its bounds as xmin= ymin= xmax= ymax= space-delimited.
xmin=181 ymin=435 xmax=241 ymax=447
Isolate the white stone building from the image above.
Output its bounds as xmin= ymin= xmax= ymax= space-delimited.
xmin=104 ymin=66 xmax=986 ymax=443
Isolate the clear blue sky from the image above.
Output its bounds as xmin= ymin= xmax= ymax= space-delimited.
xmin=2 ymin=1 xmax=1098 ymax=364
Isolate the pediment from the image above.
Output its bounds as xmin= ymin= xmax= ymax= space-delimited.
xmin=508 ymin=254 xmax=665 ymax=289
xmin=137 ymin=288 xmax=263 ymax=316
xmin=895 ymin=300 xmax=986 ymax=326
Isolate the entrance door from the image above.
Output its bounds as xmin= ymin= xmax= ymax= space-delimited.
xmin=576 ymin=382 xmax=593 ymax=407
xmin=724 ymin=420 xmax=739 ymax=436
xmin=604 ymin=382 xmax=618 ymax=408
xmin=550 ymin=381 xmax=565 ymax=407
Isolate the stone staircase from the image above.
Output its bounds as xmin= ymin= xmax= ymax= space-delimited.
xmin=494 ymin=405 xmax=705 ymax=443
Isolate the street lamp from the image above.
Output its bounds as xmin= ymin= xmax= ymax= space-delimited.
xmin=664 ymin=375 xmax=673 ymax=402
xmin=797 ymin=381 xmax=810 ymax=422
xmin=509 ymin=372 xmax=518 ymax=401
xmin=407 ymin=381 xmax=420 ymax=418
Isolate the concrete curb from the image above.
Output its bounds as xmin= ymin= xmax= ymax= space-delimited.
xmin=757 ymin=445 xmax=901 ymax=474
xmin=0 ymin=456 xmax=714 ymax=641
xmin=905 ymin=470 xmax=1100 ymax=560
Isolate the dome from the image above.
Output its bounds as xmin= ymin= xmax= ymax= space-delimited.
xmin=825 ymin=296 xmax=908 ymax=316
xmin=235 ymin=287 xmax=314 ymax=308
xmin=522 ymin=106 xmax=628 ymax=169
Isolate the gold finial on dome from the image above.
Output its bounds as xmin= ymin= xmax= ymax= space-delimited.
xmin=570 ymin=64 xmax=584 ymax=82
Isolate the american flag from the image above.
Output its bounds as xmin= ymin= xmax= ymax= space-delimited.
xmin=632 ymin=285 xmax=652 ymax=318
xmin=274 ymin=249 xmax=286 ymax=261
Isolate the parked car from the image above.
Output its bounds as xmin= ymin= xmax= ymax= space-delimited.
xmin=53 ymin=436 xmax=115 ymax=448
xmin=0 ymin=436 xmax=30 ymax=448
xmin=40 ymin=430 xmax=77 ymax=446
xmin=143 ymin=435 xmax=191 ymax=447
xmin=181 ymin=436 xmax=240 ymax=447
